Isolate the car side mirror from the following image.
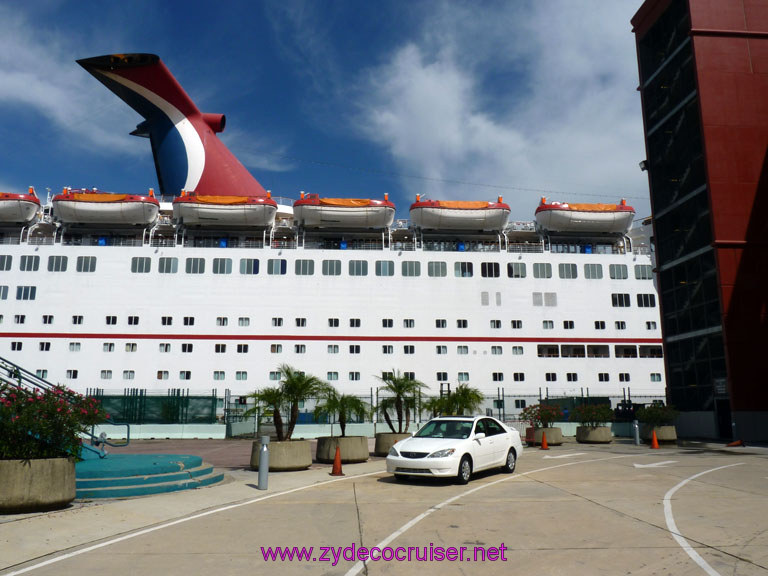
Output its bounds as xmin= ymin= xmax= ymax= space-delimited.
xmin=474 ymin=432 xmax=486 ymax=440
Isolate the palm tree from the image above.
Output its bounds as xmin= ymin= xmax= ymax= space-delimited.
xmin=375 ymin=370 xmax=426 ymax=433
xmin=444 ymin=384 xmax=484 ymax=416
xmin=314 ymin=388 xmax=370 ymax=437
xmin=244 ymin=386 xmax=286 ymax=440
xmin=279 ymin=364 xmax=331 ymax=441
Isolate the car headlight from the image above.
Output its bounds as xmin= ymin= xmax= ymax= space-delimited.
xmin=388 ymin=446 xmax=399 ymax=456
xmin=428 ymin=448 xmax=455 ymax=458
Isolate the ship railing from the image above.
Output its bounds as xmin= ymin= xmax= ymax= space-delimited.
xmin=633 ymin=246 xmax=651 ymax=255
xmin=0 ymin=235 xmax=21 ymax=245
xmin=27 ymin=236 xmax=55 ymax=246
xmin=271 ymin=196 xmax=294 ymax=207
xmin=150 ymin=237 xmax=176 ymax=248
xmin=506 ymin=242 xmax=544 ymax=253
xmin=271 ymin=239 xmax=297 ymax=249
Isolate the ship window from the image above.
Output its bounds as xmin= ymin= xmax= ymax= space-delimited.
xmin=403 ymin=319 xmax=415 ymax=328
xmin=0 ymin=255 xmax=12 ymax=270
xmin=651 ymin=373 xmax=662 ymax=382
xmin=11 ymin=341 xmax=22 ymax=351
xmin=269 ymin=371 xmax=281 ymax=381
xmin=212 ymin=258 xmax=232 ymax=275
xmin=131 ymin=257 xmax=151 ymax=273
xmin=349 ymin=318 xmax=361 ymax=328
xmin=328 ymin=318 xmax=339 ymax=327
xmin=215 ymin=344 xmax=226 ymax=353
xmin=402 ymin=261 xmax=421 ymax=277
xmin=295 ymin=259 xmax=314 ymax=276
xmin=492 ymin=346 xmax=504 ymax=355
xmin=239 ymin=317 xmax=250 ymax=326
xmin=635 ymin=264 xmax=653 ymax=280
xmin=271 ymin=344 xmax=282 ymax=353
xmin=619 ymin=373 xmax=630 ymax=382
xmin=639 ymin=345 xmax=664 ymax=358
xmin=457 ymin=319 xmax=468 ymax=328
xmin=615 ymin=345 xmax=638 ymax=358
xmin=0 ymin=286 xmax=7 ymax=300
xmin=267 ymin=259 xmax=286 ymax=275
xmin=598 ymin=373 xmax=609 ymax=382
xmin=615 ymin=321 xmax=626 ymax=330
xmin=76 ymin=256 xmax=97 ymax=273
xmin=123 ymin=370 xmax=135 ymax=380
xmin=213 ymin=371 xmax=225 ymax=381
xmin=609 ymin=264 xmax=628 ymax=279
xmin=454 ymin=262 xmax=473 ymax=277
xmin=457 ymin=346 xmax=469 ymax=355
xmin=182 ymin=343 xmax=193 ymax=353
xmin=542 ymin=320 xmax=554 ymax=329
xmin=457 ymin=372 xmax=469 ymax=382
xmin=532 ymin=292 xmax=543 ymax=306
xmin=15 ymin=314 xmax=25 ymax=324
xmin=273 ymin=317 xmax=283 ymax=327
xmin=159 ymin=343 xmax=171 ymax=353
xmin=216 ymin=317 xmax=228 ymax=326
xmin=328 ymin=345 xmax=339 ymax=354
xmin=637 ymin=293 xmax=656 ymax=307
xmin=184 ymin=316 xmax=195 ymax=326
xmin=162 ymin=316 xmax=173 ymax=326
xmin=511 ymin=320 xmax=522 ymax=329
xmin=514 ymin=373 xmax=525 ymax=382
xmin=382 ymin=345 xmax=393 ymax=354
xmin=179 ymin=371 xmax=191 ymax=380
xmin=296 ymin=317 xmax=306 ymax=327
xmin=507 ymin=262 xmax=526 ymax=278
xmin=376 ymin=260 xmax=394 ymax=276
xmin=48 ymin=256 xmax=68 ymax=272
xmin=435 ymin=319 xmax=446 ymax=328
xmin=595 ymin=320 xmax=606 ymax=330
xmin=16 ymin=286 xmax=36 ymax=300
xmin=481 ymin=262 xmax=500 ymax=278
xmin=561 ymin=345 xmax=585 ymax=358
xmin=481 ymin=291 xmax=490 ymax=306
xmin=20 ymin=255 xmax=40 ymax=271
xmin=563 ymin=320 xmax=574 ymax=329
xmin=101 ymin=370 xmax=112 ymax=380
xmin=428 ymin=261 xmax=447 ymax=277
xmin=236 ymin=371 xmax=248 ymax=381
xmin=72 ymin=315 xmax=83 ymax=325
xmin=158 ymin=257 xmax=178 ymax=274
xmin=511 ymin=346 xmax=523 ymax=355
xmin=567 ymin=373 xmax=578 ymax=382
xmin=546 ymin=373 xmax=557 ymax=382
xmin=185 ymin=257 xmax=205 ymax=274
xmin=105 ymin=316 xmax=117 ymax=325
xmin=646 ymin=321 xmax=657 ymax=330
xmin=436 ymin=372 xmax=448 ymax=381
xmin=128 ymin=316 xmax=139 ymax=325
xmin=584 ymin=263 xmax=603 ymax=279
xmin=436 ymin=345 xmax=447 ymax=354
xmin=42 ymin=314 xmax=53 ymax=324
xmin=103 ymin=343 xmax=114 ymax=352
xmin=538 ymin=345 xmax=559 ymax=358
xmin=66 ymin=370 xmax=78 ymax=380
xmin=558 ymin=263 xmax=577 ymax=279
xmin=322 ymin=259 xmax=341 ymax=276
xmin=349 ymin=345 xmax=361 ymax=354
xmin=39 ymin=342 xmax=51 ymax=351
xmin=125 ymin=343 xmax=137 ymax=352
xmin=295 ymin=344 xmax=306 ymax=353
xmin=490 ymin=320 xmax=501 ymax=329
xmin=239 ymin=258 xmax=259 ymax=275
xmin=533 ymin=263 xmax=552 ymax=278
xmin=382 ymin=318 xmax=393 ymax=328
xmin=349 ymin=372 xmax=360 ymax=381
xmin=404 ymin=345 xmax=415 ymax=354
xmin=492 ymin=372 xmax=504 ymax=382
xmin=157 ymin=371 xmax=169 ymax=380
xmin=327 ymin=372 xmax=338 ymax=381
xmin=611 ymin=293 xmax=631 ymax=307
xmin=237 ymin=344 xmax=249 ymax=353
xmin=349 ymin=260 xmax=368 ymax=276
xmin=69 ymin=342 xmax=80 ymax=352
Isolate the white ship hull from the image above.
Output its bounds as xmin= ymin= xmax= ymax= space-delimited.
xmin=294 ymin=205 xmax=394 ymax=229
xmin=173 ymin=202 xmax=277 ymax=227
xmin=410 ymin=207 xmax=509 ymax=231
xmin=54 ymin=200 xmax=159 ymax=226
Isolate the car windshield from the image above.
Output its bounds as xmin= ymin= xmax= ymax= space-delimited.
xmin=415 ymin=420 xmax=473 ymax=439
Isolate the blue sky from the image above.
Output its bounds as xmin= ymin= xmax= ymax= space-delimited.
xmin=0 ymin=0 xmax=648 ymax=220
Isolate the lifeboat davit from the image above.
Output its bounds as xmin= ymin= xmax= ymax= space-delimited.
xmin=0 ymin=187 xmax=41 ymax=224
xmin=409 ymin=196 xmax=510 ymax=231
xmin=52 ymin=188 xmax=159 ymax=226
xmin=293 ymin=193 xmax=395 ymax=229
xmin=172 ymin=191 xmax=278 ymax=227
xmin=535 ymin=197 xmax=635 ymax=234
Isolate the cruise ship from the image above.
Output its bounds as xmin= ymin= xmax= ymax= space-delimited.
xmin=0 ymin=54 xmax=665 ymax=409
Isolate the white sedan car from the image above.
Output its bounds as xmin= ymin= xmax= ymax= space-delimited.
xmin=386 ymin=416 xmax=523 ymax=484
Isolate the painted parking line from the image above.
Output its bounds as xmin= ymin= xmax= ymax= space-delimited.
xmin=663 ymin=463 xmax=744 ymax=576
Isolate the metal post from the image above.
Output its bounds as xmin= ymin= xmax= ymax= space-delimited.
xmin=633 ymin=420 xmax=640 ymax=446
xmin=258 ymin=435 xmax=269 ymax=490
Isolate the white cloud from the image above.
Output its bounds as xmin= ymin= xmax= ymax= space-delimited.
xmin=221 ymin=128 xmax=296 ymax=173
xmin=355 ymin=1 xmax=650 ymax=218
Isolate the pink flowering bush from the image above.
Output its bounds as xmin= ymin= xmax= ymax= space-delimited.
xmin=0 ymin=383 xmax=107 ymax=460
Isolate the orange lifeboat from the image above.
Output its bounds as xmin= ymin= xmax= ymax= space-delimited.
xmin=52 ymin=188 xmax=159 ymax=226
xmin=534 ymin=198 xmax=635 ymax=234
xmin=293 ymin=193 xmax=395 ymax=229
xmin=409 ymin=196 xmax=510 ymax=231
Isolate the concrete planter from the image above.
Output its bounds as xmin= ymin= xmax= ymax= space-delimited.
xmin=533 ymin=427 xmax=563 ymax=446
xmin=576 ymin=426 xmax=613 ymax=444
xmin=374 ymin=432 xmax=411 ymax=457
xmin=250 ymin=439 xmax=312 ymax=471
xmin=0 ymin=458 xmax=75 ymax=513
xmin=641 ymin=425 xmax=677 ymax=443
xmin=316 ymin=436 xmax=369 ymax=463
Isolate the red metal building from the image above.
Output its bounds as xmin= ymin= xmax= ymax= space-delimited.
xmin=632 ymin=0 xmax=768 ymax=441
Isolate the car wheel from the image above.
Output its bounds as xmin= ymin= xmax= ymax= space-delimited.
xmin=456 ymin=455 xmax=472 ymax=485
xmin=502 ymin=449 xmax=516 ymax=474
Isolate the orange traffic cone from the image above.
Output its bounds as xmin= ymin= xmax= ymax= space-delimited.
xmin=540 ymin=431 xmax=549 ymax=450
xmin=330 ymin=445 xmax=344 ymax=476
xmin=650 ymin=429 xmax=660 ymax=449
xmin=726 ymin=439 xmax=744 ymax=447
